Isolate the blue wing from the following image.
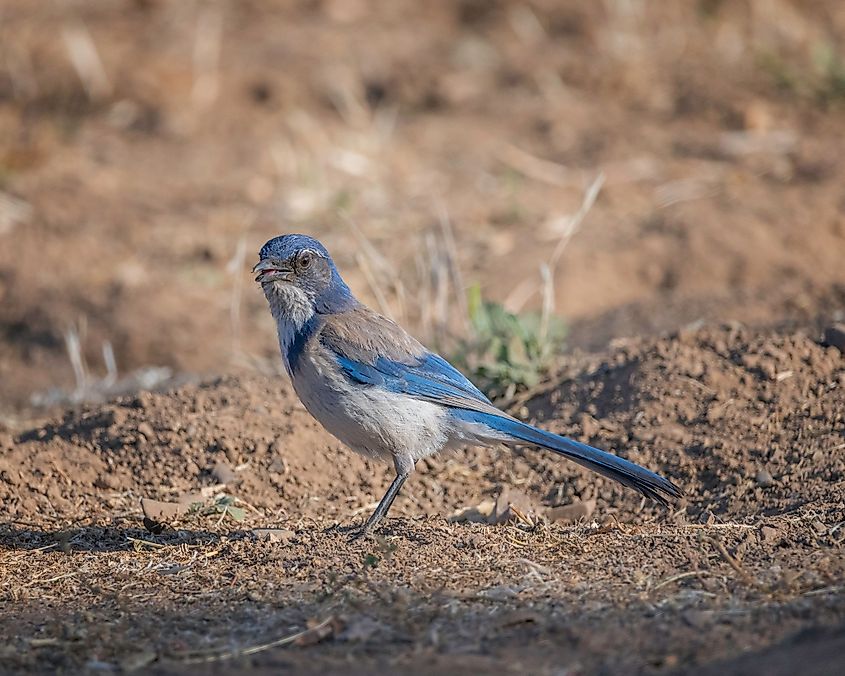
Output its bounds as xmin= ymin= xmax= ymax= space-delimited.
xmin=334 ymin=350 xmax=497 ymax=410
xmin=318 ymin=308 xmax=500 ymax=415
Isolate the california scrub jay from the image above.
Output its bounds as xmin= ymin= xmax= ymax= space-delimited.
xmin=254 ymin=234 xmax=681 ymax=537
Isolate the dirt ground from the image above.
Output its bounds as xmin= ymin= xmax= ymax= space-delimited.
xmin=1 ymin=1 xmax=845 ymax=674
xmin=1 ymin=325 xmax=844 ymax=674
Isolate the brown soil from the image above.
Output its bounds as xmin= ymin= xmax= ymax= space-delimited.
xmin=2 ymin=1 xmax=845 ymax=413
xmin=2 ymin=1 xmax=845 ymax=674
xmin=1 ymin=325 xmax=843 ymax=674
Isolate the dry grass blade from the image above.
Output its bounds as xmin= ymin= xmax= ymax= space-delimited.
xmin=63 ymin=324 xmax=89 ymax=400
xmin=22 ymin=572 xmax=77 ymax=588
xmin=539 ymin=172 xmax=604 ymax=342
xmin=508 ymin=504 xmax=535 ymax=528
xmin=802 ymin=585 xmax=845 ymax=597
xmin=171 ymin=616 xmax=335 ymax=664
xmin=538 ymin=262 xmax=555 ymax=346
xmin=192 ymin=4 xmax=223 ymax=111
xmin=426 ymin=230 xmax=453 ymax=343
xmin=344 ymin=214 xmax=400 ymax=320
xmin=61 ymin=20 xmax=111 ymax=100
xmin=6 ymin=542 xmax=58 ymax=557
xmin=496 ymin=143 xmax=577 ymax=187
xmin=355 ymin=252 xmax=395 ymax=320
xmin=101 ymin=340 xmax=117 ymax=387
xmin=508 ymin=4 xmax=546 ymax=44
xmin=649 ymin=570 xmax=710 ymax=592
xmin=704 ymin=535 xmax=757 ymax=587
xmin=227 ymin=233 xmax=248 ymax=354
xmin=683 ymin=523 xmax=757 ymax=531
xmin=436 ymin=202 xmax=470 ymax=335
xmin=0 ymin=191 xmax=32 ymax=235
xmin=127 ymin=536 xmax=166 ymax=550
xmin=547 ymin=172 xmax=605 ymax=271
xmin=655 ymin=178 xmax=720 ymax=209
xmin=501 ymin=376 xmax=565 ymax=414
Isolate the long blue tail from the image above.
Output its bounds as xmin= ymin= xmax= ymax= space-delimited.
xmin=457 ymin=410 xmax=682 ymax=506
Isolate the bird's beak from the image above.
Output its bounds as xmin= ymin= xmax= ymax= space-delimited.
xmin=252 ymin=258 xmax=292 ymax=284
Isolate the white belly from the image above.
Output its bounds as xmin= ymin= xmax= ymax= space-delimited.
xmin=290 ymin=349 xmax=450 ymax=463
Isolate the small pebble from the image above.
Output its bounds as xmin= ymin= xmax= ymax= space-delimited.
xmin=546 ymin=499 xmax=596 ymax=524
xmin=212 ymin=461 xmax=237 ymax=485
xmin=252 ymin=528 xmax=295 ymax=543
xmin=760 ymin=525 xmax=781 ymax=543
xmin=811 ymin=520 xmax=827 ymax=534
xmin=137 ymin=422 xmax=155 ymax=440
xmin=822 ymin=324 xmax=845 ymax=354
xmin=755 ymin=469 xmax=774 ymax=488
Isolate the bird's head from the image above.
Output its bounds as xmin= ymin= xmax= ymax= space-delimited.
xmin=253 ymin=234 xmax=355 ymax=319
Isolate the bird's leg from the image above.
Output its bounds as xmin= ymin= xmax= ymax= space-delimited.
xmin=349 ymin=455 xmax=414 ymax=540
xmin=355 ymin=472 xmax=408 ymax=536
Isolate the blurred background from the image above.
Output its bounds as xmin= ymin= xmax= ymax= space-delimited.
xmin=1 ymin=0 xmax=845 ymax=416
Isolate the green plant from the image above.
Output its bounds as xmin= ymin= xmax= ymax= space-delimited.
xmin=812 ymin=41 xmax=845 ymax=104
xmin=758 ymin=41 xmax=845 ymax=105
xmin=451 ymin=284 xmax=567 ymax=401
xmin=204 ymin=495 xmax=246 ymax=523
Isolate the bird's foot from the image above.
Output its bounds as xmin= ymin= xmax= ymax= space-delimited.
xmin=346 ymin=524 xmax=373 ymax=542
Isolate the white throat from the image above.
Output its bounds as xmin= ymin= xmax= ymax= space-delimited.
xmin=264 ymin=282 xmax=315 ymax=369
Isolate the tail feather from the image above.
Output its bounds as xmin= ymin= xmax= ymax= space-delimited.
xmin=458 ymin=411 xmax=683 ymax=506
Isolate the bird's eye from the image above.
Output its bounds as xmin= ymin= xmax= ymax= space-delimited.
xmin=297 ymin=252 xmax=312 ymax=270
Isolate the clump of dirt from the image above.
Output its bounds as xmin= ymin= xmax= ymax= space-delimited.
xmin=1 ymin=326 xmax=843 ymax=674
xmin=519 ymin=324 xmax=845 ymax=522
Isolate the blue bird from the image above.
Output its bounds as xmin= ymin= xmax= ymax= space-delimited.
xmin=254 ymin=234 xmax=682 ymax=538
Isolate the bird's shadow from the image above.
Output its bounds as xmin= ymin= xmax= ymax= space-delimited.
xmin=2 ymin=520 xmax=434 ymax=554
xmin=0 ymin=522 xmax=247 ymax=554
xmin=327 ymin=519 xmax=434 ymax=546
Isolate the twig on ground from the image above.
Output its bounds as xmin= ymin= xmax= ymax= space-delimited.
xmin=127 ymin=536 xmax=166 ymax=550
xmin=703 ymin=535 xmax=757 ymax=587
xmin=802 ymin=584 xmax=845 ymax=597
xmin=649 ymin=570 xmax=710 ymax=592
xmin=22 ymin=572 xmax=77 ymax=588
xmin=171 ymin=616 xmax=335 ymax=664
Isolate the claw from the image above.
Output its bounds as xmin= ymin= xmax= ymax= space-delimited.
xmin=346 ymin=525 xmax=372 ymax=542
